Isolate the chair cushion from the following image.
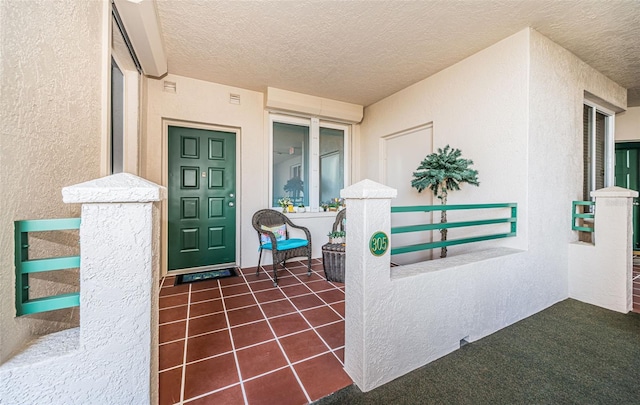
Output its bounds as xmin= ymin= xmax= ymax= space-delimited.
xmin=260 ymin=224 xmax=287 ymax=245
xmin=262 ymin=238 xmax=309 ymax=251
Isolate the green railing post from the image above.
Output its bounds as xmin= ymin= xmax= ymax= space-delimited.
xmin=15 ymin=224 xmax=30 ymax=316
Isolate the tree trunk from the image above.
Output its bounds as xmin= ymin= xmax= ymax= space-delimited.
xmin=440 ymin=194 xmax=447 ymax=258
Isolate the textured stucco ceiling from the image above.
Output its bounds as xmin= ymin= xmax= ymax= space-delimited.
xmin=155 ymin=0 xmax=640 ymax=107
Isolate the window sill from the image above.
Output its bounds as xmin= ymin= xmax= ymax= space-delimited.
xmin=279 ymin=210 xmax=343 ymax=219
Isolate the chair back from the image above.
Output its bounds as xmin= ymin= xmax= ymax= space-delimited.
xmin=332 ymin=209 xmax=346 ymax=233
xmin=252 ymin=209 xmax=294 ymax=238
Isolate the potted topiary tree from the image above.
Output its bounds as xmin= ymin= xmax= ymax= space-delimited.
xmin=411 ymin=145 xmax=479 ymax=258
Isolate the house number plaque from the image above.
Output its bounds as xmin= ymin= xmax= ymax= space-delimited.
xmin=369 ymin=231 xmax=389 ymax=256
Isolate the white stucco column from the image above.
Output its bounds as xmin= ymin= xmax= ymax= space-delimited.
xmin=342 ymin=179 xmax=397 ymax=392
xmin=568 ymin=186 xmax=638 ymax=313
xmin=63 ymin=173 xmax=166 ymax=403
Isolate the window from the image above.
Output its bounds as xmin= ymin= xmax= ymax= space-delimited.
xmin=111 ymin=57 xmax=124 ymax=174
xmin=583 ymin=102 xmax=615 ymax=201
xmin=109 ymin=3 xmax=142 ymax=175
xmin=271 ymin=114 xmax=349 ymax=211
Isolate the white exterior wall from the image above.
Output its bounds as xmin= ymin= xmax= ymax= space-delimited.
xmin=568 ymin=187 xmax=637 ymax=313
xmin=360 ymin=29 xmax=530 ymax=257
xmin=0 ymin=0 xmax=104 ymax=363
xmin=528 ymin=29 xmax=626 ymax=299
xmin=615 ymin=106 xmax=640 ymax=141
xmin=143 ymin=75 xmax=337 ymax=272
xmin=0 ymin=174 xmax=164 ymax=404
xmin=343 ymin=180 xmax=528 ymax=391
xmin=351 ymin=28 xmax=627 ymax=389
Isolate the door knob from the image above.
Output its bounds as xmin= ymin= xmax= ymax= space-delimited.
xmin=229 ymin=202 xmax=234 ymax=207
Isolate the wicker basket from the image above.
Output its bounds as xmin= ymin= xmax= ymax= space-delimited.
xmin=322 ymin=243 xmax=345 ymax=283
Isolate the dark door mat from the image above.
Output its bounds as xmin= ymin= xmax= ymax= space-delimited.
xmin=174 ymin=267 xmax=238 ymax=285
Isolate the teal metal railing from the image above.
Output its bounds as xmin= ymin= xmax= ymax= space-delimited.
xmin=15 ymin=218 xmax=81 ymax=316
xmin=571 ymin=201 xmax=595 ymax=233
xmin=390 ymin=203 xmax=517 ymax=255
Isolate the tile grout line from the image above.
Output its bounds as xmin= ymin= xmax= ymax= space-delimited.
xmin=219 ymin=279 xmax=249 ymax=405
xmin=182 ymin=382 xmax=243 ymax=404
xmin=242 ymin=265 xmax=313 ymax=404
xmin=161 ymin=263 xmax=346 ymax=404
xmin=178 ymin=283 xmax=192 ymax=405
xmin=159 ymin=290 xmax=190 ymax=299
xmin=283 ymin=264 xmax=345 ymax=363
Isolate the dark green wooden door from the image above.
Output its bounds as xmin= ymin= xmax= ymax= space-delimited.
xmin=168 ymin=126 xmax=236 ymax=270
xmin=615 ymin=142 xmax=639 ymax=250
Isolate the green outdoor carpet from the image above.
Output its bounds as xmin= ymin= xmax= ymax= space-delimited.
xmin=317 ymin=299 xmax=640 ymax=405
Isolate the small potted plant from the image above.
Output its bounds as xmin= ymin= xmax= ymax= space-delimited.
xmin=277 ymin=197 xmax=292 ymax=213
xmin=328 ymin=198 xmax=340 ymax=211
xmin=320 ymin=202 xmax=329 ymax=212
xmin=328 ymin=230 xmax=346 ymax=244
xmin=297 ymin=204 xmax=306 ymax=213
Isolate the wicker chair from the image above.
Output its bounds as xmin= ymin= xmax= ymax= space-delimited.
xmin=252 ymin=209 xmax=312 ymax=286
xmin=331 ymin=209 xmax=346 ymax=234
xmin=322 ymin=209 xmax=346 ymax=282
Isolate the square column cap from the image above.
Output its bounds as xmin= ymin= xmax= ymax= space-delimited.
xmin=341 ymin=179 xmax=397 ymax=199
xmin=62 ymin=173 xmax=167 ymax=203
xmin=591 ymin=186 xmax=639 ymax=198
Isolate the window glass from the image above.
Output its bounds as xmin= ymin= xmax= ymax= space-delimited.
xmin=111 ymin=58 xmax=124 ymax=174
xmin=319 ymin=127 xmax=344 ymax=204
xmin=583 ymin=102 xmax=613 ymax=202
xmin=272 ymin=122 xmax=309 ymax=207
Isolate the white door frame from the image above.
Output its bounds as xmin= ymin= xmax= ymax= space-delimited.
xmin=161 ymin=118 xmax=242 ymax=277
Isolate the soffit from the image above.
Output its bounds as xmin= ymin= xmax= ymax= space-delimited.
xmin=155 ymin=0 xmax=640 ymax=107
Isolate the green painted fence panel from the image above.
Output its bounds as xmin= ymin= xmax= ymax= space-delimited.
xmin=572 ymin=201 xmax=595 ymax=233
xmin=390 ymin=203 xmax=517 ymax=256
xmin=15 ymin=218 xmax=81 ymax=316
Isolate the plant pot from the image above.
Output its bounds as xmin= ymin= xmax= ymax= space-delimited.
xmin=330 ymin=237 xmax=343 ymax=244
xmin=297 ymin=206 xmax=306 ymax=213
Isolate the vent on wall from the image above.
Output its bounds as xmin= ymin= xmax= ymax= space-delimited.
xmin=163 ymin=81 xmax=176 ymax=93
xmin=229 ymin=93 xmax=241 ymax=105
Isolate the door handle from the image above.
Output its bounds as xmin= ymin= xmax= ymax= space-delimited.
xmin=229 ymin=202 xmax=234 ymax=207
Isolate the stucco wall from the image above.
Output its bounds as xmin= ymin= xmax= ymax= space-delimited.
xmin=1 ymin=174 xmax=163 ymax=404
xmin=143 ymin=75 xmax=337 ymax=272
xmin=616 ymin=106 xmax=640 ymax=141
xmin=528 ymin=29 xmax=626 ymax=301
xmin=0 ymin=0 xmax=103 ymax=363
xmin=359 ymin=29 xmax=530 ymax=256
xmin=350 ymin=27 xmax=627 ymax=390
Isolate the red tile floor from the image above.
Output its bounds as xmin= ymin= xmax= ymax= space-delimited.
xmin=158 ymin=259 xmax=352 ymax=405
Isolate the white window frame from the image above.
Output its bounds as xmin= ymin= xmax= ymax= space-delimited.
xmin=269 ymin=113 xmax=350 ymax=212
xmin=584 ymin=100 xmax=615 ymax=199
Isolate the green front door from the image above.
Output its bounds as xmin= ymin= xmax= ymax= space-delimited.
xmin=168 ymin=126 xmax=236 ymax=271
xmin=615 ymin=142 xmax=639 ymax=250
